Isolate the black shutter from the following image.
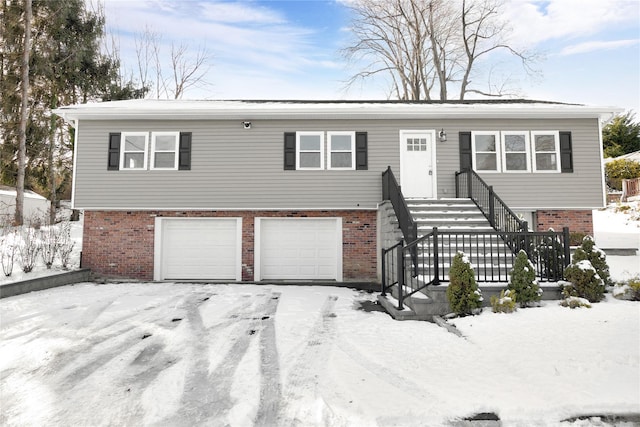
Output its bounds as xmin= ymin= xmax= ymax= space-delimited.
xmin=284 ymin=132 xmax=296 ymax=170
xmin=559 ymin=131 xmax=573 ymax=173
xmin=178 ymin=132 xmax=192 ymax=170
xmin=459 ymin=131 xmax=472 ymax=170
xmin=355 ymin=132 xmax=368 ymax=170
xmin=108 ymin=133 xmax=121 ymax=170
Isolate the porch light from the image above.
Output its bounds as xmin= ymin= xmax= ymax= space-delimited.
xmin=242 ymin=121 xmax=252 ymax=129
xmin=439 ymin=129 xmax=447 ymax=142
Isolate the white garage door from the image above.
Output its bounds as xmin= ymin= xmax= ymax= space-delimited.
xmin=155 ymin=218 xmax=241 ymax=281
xmin=256 ymin=218 xmax=342 ymax=280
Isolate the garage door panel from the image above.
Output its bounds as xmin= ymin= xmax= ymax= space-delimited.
xmin=158 ymin=218 xmax=240 ymax=281
xmin=257 ymin=218 xmax=341 ymax=280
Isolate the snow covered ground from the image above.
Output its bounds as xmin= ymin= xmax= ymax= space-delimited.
xmin=0 ymin=203 xmax=638 ymax=426
xmin=1 ymin=283 xmax=638 ymax=426
xmin=593 ymin=202 xmax=640 ymax=282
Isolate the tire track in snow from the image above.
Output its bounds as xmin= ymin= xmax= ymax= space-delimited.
xmin=47 ymin=291 xmax=214 ymax=425
xmin=49 ymin=292 xmax=195 ymax=382
xmin=253 ymin=292 xmax=282 ymax=426
xmin=161 ymin=291 xmax=281 ymax=425
xmin=279 ymin=295 xmax=339 ymax=426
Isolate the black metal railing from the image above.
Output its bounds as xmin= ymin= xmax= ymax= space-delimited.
xmin=382 ymin=227 xmax=571 ymax=310
xmin=381 ymin=229 xmax=438 ymax=310
xmin=382 ymin=166 xmax=417 ymax=243
xmin=455 ymin=169 xmax=527 ymax=237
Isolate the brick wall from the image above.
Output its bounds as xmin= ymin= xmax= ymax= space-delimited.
xmin=83 ymin=210 xmax=377 ymax=282
xmin=536 ymin=209 xmax=593 ymax=236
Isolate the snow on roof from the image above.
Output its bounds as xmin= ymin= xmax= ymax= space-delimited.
xmin=604 ymin=150 xmax=640 ymax=163
xmin=53 ymin=99 xmax=623 ymax=123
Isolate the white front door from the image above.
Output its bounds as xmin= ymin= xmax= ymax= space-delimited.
xmin=399 ymin=130 xmax=437 ymax=198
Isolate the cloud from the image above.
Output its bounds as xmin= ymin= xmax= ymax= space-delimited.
xmin=504 ymin=0 xmax=640 ymax=46
xmin=560 ymin=39 xmax=640 ymax=56
xmin=102 ymin=0 xmax=335 ymax=78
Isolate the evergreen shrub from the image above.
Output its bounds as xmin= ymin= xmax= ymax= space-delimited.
xmin=535 ymin=232 xmax=565 ymax=281
xmin=446 ymin=252 xmax=483 ymax=316
xmin=563 ymin=260 xmax=605 ymax=303
xmin=572 ymin=236 xmax=612 ymax=286
xmin=508 ymin=250 xmax=542 ymax=307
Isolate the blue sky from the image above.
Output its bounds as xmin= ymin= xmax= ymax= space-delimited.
xmin=102 ymin=0 xmax=640 ymax=113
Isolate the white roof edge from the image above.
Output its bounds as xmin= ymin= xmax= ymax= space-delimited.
xmin=53 ymin=99 xmax=625 ymax=122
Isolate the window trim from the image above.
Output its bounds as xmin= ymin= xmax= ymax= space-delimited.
xmin=327 ymin=131 xmax=356 ymax=170
xmin=151 ymin=131 xmax=180 ymax=170
xmin=500 ymin=131 xmax=531 ymax=173
xmin=531 ymin=131 xmax=561 ymax=173
xmin=296 ymin=131 xmax=324 ymax=170
xmin=119 ymin=132 xmax=149 ymax=170
xmin=471 ymin=131 xmax=501 ymax=173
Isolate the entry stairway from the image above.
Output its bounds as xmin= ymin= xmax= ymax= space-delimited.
xmin=381 ymin=198 xmax=518 ymax=320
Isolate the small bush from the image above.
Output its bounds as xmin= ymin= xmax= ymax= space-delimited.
xmin=1 ymin=228 xmax=17 ymax=277
xmin=446 ymin=252 xmax=483 ymax=316
xmin=508 ymin=250 xmax=542 ymax=307
xmin=563 ymin=260 xmax=605 ymax=303
xmin=560 ymin=296 xmax=592 ymax=309
xmin=569 ymin=232 xmax=586 ymax=246
xmin=572 ymin=236 xmax=612 ymax=286
xmin=612 ymin=277 xmax=640 ymax=301
xmin=491 ymin=290 xmax=517 ymax=313
xmin=605 ymin=158 xmax=640 ymax=191
xmin=18 ymin=225 xmax=40 ymax=273
xmin=39 ymin=226 xmax=60 ymax=269
xmin=58 ymin=222 xmax=75 ymax=269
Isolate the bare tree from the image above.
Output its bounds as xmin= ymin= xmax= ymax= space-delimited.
xmin=15 ymin=0 xmax=31 ymax=226
xmin=343 ymin=0 xmax=536 ymax=101
xmin=134 ymin=26 xmax=163 ymax=98
xmin=133 ymin=27 xmax=212 ymax=99
xmin=459 ymin=0 xmax=536 ymax=98
xmin=170 ymin=43 xmax=211 ymax=99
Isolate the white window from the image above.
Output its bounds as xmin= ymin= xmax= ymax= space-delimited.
xmin=472 ymin=131 xmax=500 ymax=172
xmin=327 ymin=132 xmax=355 ymax=170
xmin=296 ymin=132 xmax=324 ymax=170
xmin=501 ymin=131 xmax=530 ymax=172
xmin=120 ymin=132 xmax=148 ymax=170
xmin=151 ymin=132 xmax=179 ymax=170
xmin=531 ymin=131 xmax=560 ymax=172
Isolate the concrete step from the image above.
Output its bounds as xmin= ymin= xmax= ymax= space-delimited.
xmin=417 ymin=225 xmax=495 ymax=233
xmin=410 ymin=210 xmax=486 ymax=219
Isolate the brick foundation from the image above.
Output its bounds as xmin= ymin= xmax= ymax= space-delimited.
xmin=536 ymin=209 xmax=593 ymax=236
xmin=82 ymin=210 xmax=377 ymax=282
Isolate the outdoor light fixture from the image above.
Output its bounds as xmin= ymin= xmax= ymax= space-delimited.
xmin=242 ymin=121 xmax=252 ymax=129
xmin=439 ymin=128 xmax=447 ymax=142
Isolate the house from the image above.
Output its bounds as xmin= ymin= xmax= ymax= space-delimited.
xmin=53 ymin=99 xmax=621 ymax=283
xmin=0 ymin=185 xmax=50 ymax=224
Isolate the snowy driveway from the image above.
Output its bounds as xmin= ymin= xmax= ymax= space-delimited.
xmin=1 ymin=282 xmax=639 ymax=426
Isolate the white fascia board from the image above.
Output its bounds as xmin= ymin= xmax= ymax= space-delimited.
xmin=52 ymin=100 xmax=625 ymax=122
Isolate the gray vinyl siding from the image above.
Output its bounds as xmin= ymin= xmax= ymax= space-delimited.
xmin=73 ymin=118 xmax=604 ymax=210
xmin=434 ymin=118 xmax=605 ymax=209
